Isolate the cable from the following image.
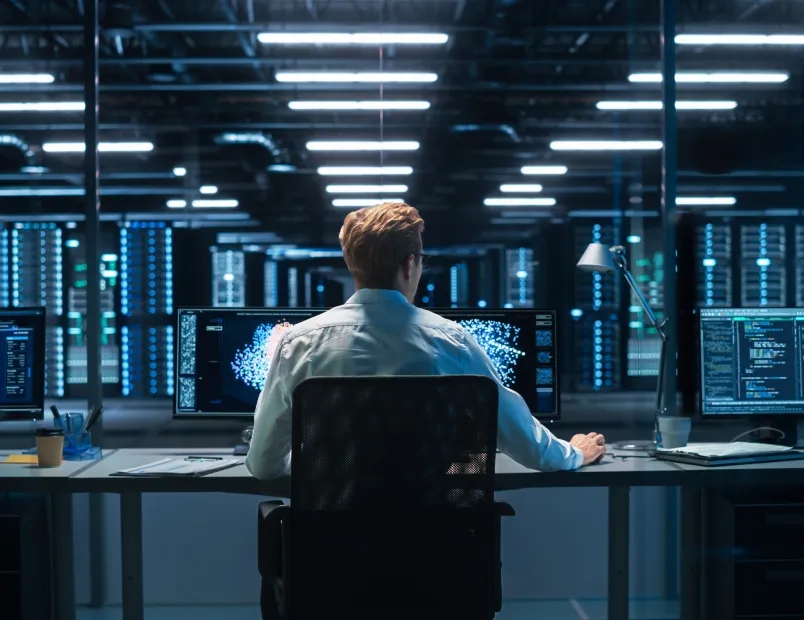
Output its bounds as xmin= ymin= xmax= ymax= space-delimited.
xmin=729 ymin=426 xmax=785 ymax=443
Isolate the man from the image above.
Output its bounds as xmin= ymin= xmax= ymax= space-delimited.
xmin=246 ymin=202 xmax=605 ymax=479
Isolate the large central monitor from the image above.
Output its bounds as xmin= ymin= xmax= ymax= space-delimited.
xmin=175 ymin=308 xmax=323 ymax=418
xmin=700 ymin=307 xmax=804 ymax=418
xmin=434 ymin=309 xmax=560 ymax=418
xmin=0 ymin=307 xmax=46 ymax=421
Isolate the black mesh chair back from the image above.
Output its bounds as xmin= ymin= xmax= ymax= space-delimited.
xmin=287 ymin=375 xmax=499 ymax=620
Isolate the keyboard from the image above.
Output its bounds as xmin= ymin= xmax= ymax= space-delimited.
xmin=658 ymin=442 xmax=793 ymax=459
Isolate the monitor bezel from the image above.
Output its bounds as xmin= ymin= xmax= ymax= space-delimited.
xmin=697 ymin=306 xmax=804 ymax=419
xmin=172 ymin=306 xmax=324 ymax=420
xmin=0 ymin=306 xmax=46 ymax=422
xmin=432 ymin=307 xmax=561 ymax=420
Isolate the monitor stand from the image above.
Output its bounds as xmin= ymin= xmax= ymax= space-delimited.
xmin=233 ymin=426 xmax=253 ymax=456
xmin=748 ymin=416 xmax=798 ymax=447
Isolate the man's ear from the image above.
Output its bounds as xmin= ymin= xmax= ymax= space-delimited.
xmin=401 ymin=254 xmax=414 ymax=280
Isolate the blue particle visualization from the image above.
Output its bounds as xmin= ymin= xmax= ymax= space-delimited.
xmin=232 ymin=322 xmax=290 ymax=390
xmin=459 ymin=319 xmax=525 ymax=386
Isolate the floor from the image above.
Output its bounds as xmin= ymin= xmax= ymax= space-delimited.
xmin=76 ymin=598 xmax=680 ymax=620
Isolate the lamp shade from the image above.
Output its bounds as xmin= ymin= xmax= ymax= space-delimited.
xmin=577 ymin=242 xmax=616 ymax=273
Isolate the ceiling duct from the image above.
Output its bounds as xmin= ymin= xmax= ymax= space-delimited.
xmin=451 ymin=124 xmax=522 ymax=143
xmin=0 ymin=134 xmax=35 ymax=171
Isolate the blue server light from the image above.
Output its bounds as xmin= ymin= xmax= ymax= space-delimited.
xmin=165 ymin=325 xmax=175 ymax=396
xmin=165 ymin=227 xmax=174 ymax=314
xmin=120 ymin=227 xmax=129 ymax=315
xmin=0 ymin=229 xmax=9 ymax=307
xmin=120 ymin=326 xmax=130 ymax=396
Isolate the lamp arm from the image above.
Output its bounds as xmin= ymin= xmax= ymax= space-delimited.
xmin=615 ymin=263 xmax=666 ymax=339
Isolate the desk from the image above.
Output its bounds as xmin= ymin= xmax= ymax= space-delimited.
xmin=0 ymin=450 xmax=115 ymax=620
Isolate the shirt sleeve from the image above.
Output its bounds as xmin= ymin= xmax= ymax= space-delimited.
xmin=245 ymin=336 xmax=295 ymax=480
xmin=458 ymin=328 xmax=583 ymax=472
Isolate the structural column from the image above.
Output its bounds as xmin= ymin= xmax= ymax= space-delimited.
xmin=660 ymin=0 xmax=678 ymax=416
xmin=84 ymin=0 xmax=106 ymax=608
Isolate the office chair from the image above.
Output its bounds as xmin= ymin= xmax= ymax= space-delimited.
xmin=257 ymin=375 xmax=514 ymax=620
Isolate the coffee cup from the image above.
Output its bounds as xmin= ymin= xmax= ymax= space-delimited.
xmin=36 ymin=427 xmax=65 ymax=468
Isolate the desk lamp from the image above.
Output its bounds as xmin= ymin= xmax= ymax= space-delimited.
xmin=576 ymin=243 xmax=668 ymax=451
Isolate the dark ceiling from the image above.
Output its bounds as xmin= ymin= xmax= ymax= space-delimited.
xmin=0 ymin=0 xmax=803 ymax=246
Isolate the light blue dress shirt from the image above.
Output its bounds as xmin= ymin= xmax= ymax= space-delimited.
xmin=245 ymin=289 xmax=583 ymax=479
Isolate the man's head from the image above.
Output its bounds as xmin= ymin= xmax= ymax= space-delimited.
xmin=339 ymin=201 xmax=426 ymax=302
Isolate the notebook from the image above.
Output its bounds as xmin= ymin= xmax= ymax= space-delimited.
xmin=655 ymin=442 xmax=804 ymax=467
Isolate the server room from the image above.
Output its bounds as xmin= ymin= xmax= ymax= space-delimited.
xmin=1 ymin=2 xmax=804 ymax=620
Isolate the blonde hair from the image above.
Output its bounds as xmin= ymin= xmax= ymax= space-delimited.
xmin=339 ymin=201 xmax=425 ymax=288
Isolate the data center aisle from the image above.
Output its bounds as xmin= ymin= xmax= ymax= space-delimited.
xmin=75 ymin=598 xmax=679 ymax=620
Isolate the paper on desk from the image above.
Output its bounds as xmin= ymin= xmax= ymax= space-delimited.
xmin=657 ymin=442 xmax=793 ymax=458
xmin=113 ymin=457 xmax=242 ymax=477
xmin=2 ymin=454 xmax=39 ymax=464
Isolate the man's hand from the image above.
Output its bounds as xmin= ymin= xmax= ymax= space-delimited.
xmin=570 ymin=432 xmax=606 ymax=466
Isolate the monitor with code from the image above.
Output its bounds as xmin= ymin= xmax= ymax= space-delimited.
xmin=0 ymin=307 xmax=46 ymax=420
xmin=700 ymin=308 xmax=804 ymax=416
xmin=434 ymin=309 xmax=560 ymax=418
xmin=174 ymin=308 xmax=323 ymax=417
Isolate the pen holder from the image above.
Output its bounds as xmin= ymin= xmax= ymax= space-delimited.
xmin=63 ymin=429 xmax=102 ymax=461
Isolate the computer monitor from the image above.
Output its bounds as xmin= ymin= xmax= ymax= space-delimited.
xmin=434 ymin=309 xmax=560 ymax=418
xmin=699 ymin=307 xmax=804 ymax=443
xmin=0 ymin=307 xmax=46 ymax=421
xmin=174 ymin=308 xmax=323 ymax=418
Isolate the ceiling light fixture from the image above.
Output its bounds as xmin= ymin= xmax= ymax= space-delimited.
xmin=192 ymin=199 xmax=239 ymax=208
xmin=550 ymin=140 xmax=663 ymax=151
xmin=0 ymin=74 xmax=55 ymax=84
xmin=258 ymin=32 xmax=448 ymax=45
xmin=596 ymin=100 xmax=737 ymax=110
xmin=326 ymin=184 xmax=408 ymax=194
xmin=42 ymin=142 xmax=154 ymax=153
xmin=675 ymin=34 xmax=804 ymax=46
xmin=628 ymin=72 xmax=789 ymax=84
xmin=521 ymin=165 xmax=568 ymax=175
xmin=483 ymin=197 xmax=557 ymax=207
xmin=276 ymin=72 xmax=438 ymax=83
xmin=0 ymin=188 xmax=84 ymax=197
xmin=166 ymin=199 xmax=187 ymax=208
xmin=172 ymin=167 xmax=187 ymax=177
xmin=307 ymin=141 xmax=419 ymax=151
xmin=500 ymin=184 xmax=543 ymax=193
xmin=332 ymin=198 xmax=405 ymax=208
xmin=676 ymin=196 xmax=736 ymax=206
xmin=0 ymin=102 xmax=84 ymax=112
xmin=318 ymin=166 xmax=413 ymax=176
xmin=289 ymin=100 xmax=430 ymax=111
xmin=199 ymin=185 xmax=218 ymax=195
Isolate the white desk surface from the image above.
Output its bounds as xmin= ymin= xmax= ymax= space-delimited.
xmin=0 ymin=449 xmax=114 ymax=490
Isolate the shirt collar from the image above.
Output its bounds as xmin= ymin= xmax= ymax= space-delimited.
xmin=346 ymin=288 xmax=410 ymax=306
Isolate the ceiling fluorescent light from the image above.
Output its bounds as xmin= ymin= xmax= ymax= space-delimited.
xmin=676 ymin=196 xmax=736 ymax=206
xmin=289 ymin=101 xmax=430 ymax=111
xmin=318 ymin=166 xmax=413 ymax=176
xmin=172 ymin=167 xmax=187 ymax=177
xmin=500 ymin=184 xmax=543 ymax=193
xmin=550 ymin=140 xmax=662 ymax=151
xmin=629 ymin=72 xmax=789 ymax=84
xmin=484 ymin=197 xmax=557 ymax=207
xmin=199 ymin=185 xmax=218 ymax=195
xmin=675 ymin=34 xmax=804 ymax=46
xmin=521 ymin=165 xmax=568 ymax=175
xmin=258 ymin=32 xmax=448 ymax=45
xmin=307 ymin=141 xmax=419 ymax=151
xmin=192 ymin=199 xmax=239 ymax=208
xmin=332 ymin=198 xmax=404 ymax=208
xmin=0 ymin=188 xmax=84 ymax=197
xmin=42 ymin=142 xmax=154 ymax=153
xmin=0 ymin=102 xmax=84 ymax=112
xmin=276 ymin=72 xmax=438 ymax=83
xmin=0 ymin=74 xmax=55 ymax=84
xmin=597 ymin=100 xmax=737 ymax=110
xmin=326 ymin=184 xmax=408 ymax=194
xmin=166 ymin=199 xmax=187 ymax=208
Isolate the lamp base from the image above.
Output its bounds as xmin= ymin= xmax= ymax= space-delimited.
xmin=612 ymin=439 xmax=656 ymax=452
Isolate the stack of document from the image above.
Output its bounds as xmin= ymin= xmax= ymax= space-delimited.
xmin=657 ymin=442 xmax=793 ymax=458
xmin=113 ymin=456 xmax=242 ymax=477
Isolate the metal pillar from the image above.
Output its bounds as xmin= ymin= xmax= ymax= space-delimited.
xmin=660 ymin=0 xmax=678 ymax=416
xmin=84 ymin=0 xmax=106 ymax=608
xmin=608 ymin=486 xmax=631 ymax=620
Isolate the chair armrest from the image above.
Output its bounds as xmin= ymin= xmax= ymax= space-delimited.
xmin=259 ymin=500 xmax=289 ymax=523
xmin=494 ymin=501 xmax=515 ymax=517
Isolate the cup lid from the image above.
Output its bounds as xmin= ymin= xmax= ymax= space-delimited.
xmin=36 ymin=427 xmax=65 ymax=437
